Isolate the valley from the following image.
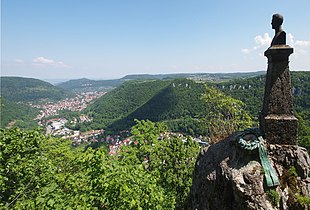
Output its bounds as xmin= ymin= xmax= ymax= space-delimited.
xmin=1 ymin=71 xmax=309 ymax=209
xmin=1 ymin=71 xmax=309 ymax=151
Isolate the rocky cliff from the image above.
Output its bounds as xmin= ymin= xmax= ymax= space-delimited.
xmin=187 ymin=133 xmax=310 ymax=210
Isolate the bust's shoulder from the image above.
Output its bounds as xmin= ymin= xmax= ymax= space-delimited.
xmin=271 ymin=30 xmax=286 ymax=46
xmin=279 ymin=31 xmax=286 ymax=36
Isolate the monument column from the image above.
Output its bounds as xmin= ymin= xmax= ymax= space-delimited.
xmin=260 ymin=46 xmax=297 ymax=144
xmin=260 ymin=14 xmax=298 ymax=145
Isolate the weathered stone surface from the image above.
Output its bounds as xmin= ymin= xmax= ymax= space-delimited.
xmin=262 ymin=47 xmax=294 ymax=116
xmin=260 ymin=46 xmax=297 ymax=144
xmin=263 ymin=115 xmax=298 ymax=144
xmin=187 ymin=134 xmax=310 ymax=210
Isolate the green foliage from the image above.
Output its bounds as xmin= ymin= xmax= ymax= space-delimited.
xmin=130 ymin=119 xmax=168 ymax=144
xmin=217 ymin=71 xmax=310 ymax=151
xmin=0 ymin=128 xmax=44 ymax=207
xmin=215 ymin=75 xmax=265 ymax=118
xmin=166 ymin=117 xmax=208 ymax=136
xmin=279 ymin=166 xmax=308 ymax=209
xmin=84 ymin=80 xmax=171 ymax=130
xmin=108 ymin=79 xmax=208 ymax=134
xmin=0 ymin=97 xmax=39 ymax=129
xmin=217 ymin=71 xmax=309 ymax=117
xmin=1 ymin=120 xmax=200 ymax=209
xmin=84 ymin=78 xmax=254 ymax=139
xmin=82 ymin=147 xmax=174 ymax=209
xmin=291 ymin=71 xmax=310 ymax=113
xmin=200 ymin=85 xmax=253 ymax=141
xmin=266 ymin=188 xmax=280 ymax=207
xmin=296 ymin=195 xmax=310 ymax=207
xmin=121 ymin=120 xmax=200 ymax=209
xmin=288 ymin=166 xmax=298 ymax=177
xmin=296 ymin=112 xmax=310 ymax=152
xmin=0 ymin=128 xmax=88 ymax=209
xmin=0 ymin=77 xmax=68 ymax=102
xmin=57 ymin=78 xmax=123 ymax=93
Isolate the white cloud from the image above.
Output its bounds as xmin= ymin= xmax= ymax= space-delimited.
xmin=241 ymin=33 xmax=310 ymax=70
xmin=32 ymin=56 xmax=71 ymax=68
xmin=241 ymin=49 xmax=251 ymax=54
xmin=295 ymin=40 xmax=310 ymax=48
xmin=287 ymin=33 xmax=295 ymax=45
xmin=241 ymin=33 xmax=272 ymax=54
xmin=33 ymin=56 xmax=54 ymax=64
xmin=15 ymin=59 xmax=24 ymax=64
xmin=286 ymin=33 xmax=310 ymax=56
xmin=254 ymin=33 xmax=272 ymax=46
xmin=242 ymin=33 xmax=310 ymax=57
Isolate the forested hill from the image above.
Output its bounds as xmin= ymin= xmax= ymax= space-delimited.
xmin=79 ymin=78 xmax=252 ymax=137
xmin=81 ymin=80 xmax=172 ymax=130
xmin=121 ymin=71 xmax=266 ymax=81
xmin=216 ymin=71 xmax=310 ymax=118
xmin=107 ymin=79 xmax=208 ymax=132
xmin=57 ymin=78 xmax=123 ymax=92
xmin=0 ymin=98 xmax=39 ymax=129
xmin=56 ymin=71 xmax=266 ymax=92
xmin=0 ymin=77 xmax=68 ymax=102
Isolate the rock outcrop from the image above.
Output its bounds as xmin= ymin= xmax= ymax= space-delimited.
xmin=187 ymin=133 xmax=310 ymax=210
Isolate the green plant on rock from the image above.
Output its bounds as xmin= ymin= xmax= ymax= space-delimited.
xmin=288 ymin=166 xmax=298 ymax=177
xmin=296 ymin=195 xmax=310 ymax=207
xmin=279 ymin=166 xmax=310 ymax=209
xmin=266 ymin=188 xmax=280 ymax=207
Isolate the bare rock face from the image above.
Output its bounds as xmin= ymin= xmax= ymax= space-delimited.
xmin=187 ymin=134 xmax=310 ymax=210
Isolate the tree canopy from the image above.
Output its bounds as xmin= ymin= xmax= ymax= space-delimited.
xmin=1 ymin=120 xmax=200 ymax=209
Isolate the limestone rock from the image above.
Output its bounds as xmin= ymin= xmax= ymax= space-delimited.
xmin=187 ymin=134 xmax=310 ymax=210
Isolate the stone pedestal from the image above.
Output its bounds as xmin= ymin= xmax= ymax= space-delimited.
xmin=260 ymin=45 xmax=297 ymax=144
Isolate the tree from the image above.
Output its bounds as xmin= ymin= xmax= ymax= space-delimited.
xmin=121 ymin=120 xmax=200 ymax=209
xmin=296 ymin=112 xmax=310 ymax=153
xmin=81 ymin=147 xmax=174 ymax=209
xmin=1 ymin=120 xmax=200 ymax=209
xmin=201 ymin=85 xmax=253 ymax=142
xmin=0 ymin=128 xmax=87 ymax=209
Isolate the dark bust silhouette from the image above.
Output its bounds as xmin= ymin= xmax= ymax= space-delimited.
xmin=270 ymin=14 xmax=286 ymax=46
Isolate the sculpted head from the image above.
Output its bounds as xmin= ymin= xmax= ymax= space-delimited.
xmin=271 ymin=13 xmax=284 ymax=30
xmin=270 ymin=13 xmax=286 ymax=46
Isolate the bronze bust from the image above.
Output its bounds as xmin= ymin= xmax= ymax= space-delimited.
xmin=270 ymin=13 xmax=286 ymax=46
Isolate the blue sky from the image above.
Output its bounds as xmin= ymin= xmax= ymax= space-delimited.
xmin=2 ymin=0 xmax=310 ymax=80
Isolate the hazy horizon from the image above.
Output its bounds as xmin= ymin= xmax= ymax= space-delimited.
xmin=2 ymin=69 xmax=269 ymax=83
